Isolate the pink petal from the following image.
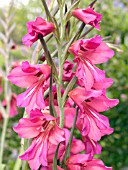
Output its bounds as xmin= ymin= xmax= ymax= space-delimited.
xmin=72 ymin=7 xmax=102 ymax=30
xmin=86 ymin=159 xmax=112 ymax=170
xmin=13 ymin=118 xmax=41 ymax=138
xmin=64 ymin=108 xmax=76 ymax=128
xmin=83 ymin=137 xmax=102 ymax=156
xmin=8 ymin=62 xmax=39 ymax=88
xmin=68 ymin=87 xmax=102 ymax=109
xmin=16 ymin=83 xmax=46 ymax=114
xmin=71 ymin=139 xmax=85 ymax=154
xmin=87 ymin=94 xmax=119 ymax=112
xmin=72 ymin=8 xmax=96 ymax=23
xmin=85 ymin=106 xmax=114 ymax=141
xmin=49 ymin=126 xmax=65 ymax=145
xmin=80 ymin=41 xmax=114 ymax=64
xmin=67 ymin=154 xmax=91 ymax=165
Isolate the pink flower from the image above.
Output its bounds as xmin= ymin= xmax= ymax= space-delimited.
xmin=72 ymin=7 xmax=102 ymax=30
xmin=13 ymin=109 xmax=65 ymax=170
xmin=74 ymin=57 xmax=113 ymax=90
xmin=59 ymin=128 xmax=85 ymax=162
xmin=2 ymin=93 xmax=18 ymax=118
xmin=22 ymin=17 xmax=55 ymax=47
xmin=83 ymin=137 xmax=102 ymax=156
xmin=69 ymin=87 xmax=119 ymax=141
xmin=62 ymin=60 xmax=75 ymax=81
xmin=8 ymin=61 xmax=51 ymax=113
xmin=66 ymin=154 xmax=112 ymax=170
xmin=69 ymin=35 xmax=114 ymax=64
xmin=68 ymin=35 xmax=114 ymax=90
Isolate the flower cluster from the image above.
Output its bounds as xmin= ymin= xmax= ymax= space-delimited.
xmin=8 ymin=4 xmax=119 ymax=170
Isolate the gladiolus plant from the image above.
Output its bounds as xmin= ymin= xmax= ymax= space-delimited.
xmin=0 ymin=0 xmax=119 ymax=170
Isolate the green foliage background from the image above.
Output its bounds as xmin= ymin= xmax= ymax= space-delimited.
xmin=0 ymin=0 xmax=128 ymax=169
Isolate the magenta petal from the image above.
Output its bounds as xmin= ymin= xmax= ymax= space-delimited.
xmin=87 ymin=94 xmax=119 ymax=112
xmin=13 ymin=118 xmax=41 ymax=138
xmin=83 ymin=137 xmax=102 ymax=156
xmin=68 ymin=39 xmax=82 ymax=56
xmin=49 ymin=126 xmax=65 ymax=145
xmin=64 ymin=108 xmax=76 ymax=128
xmin=68 ymin=87 xmax=102 ymax=109
xmin=82 ymin=35 xmax=102 ymax=51
xmin=72 ymin=7 xmax=102 ymax=30
xmin=22 ymin=17 xmax=55 ymax=47
xmin=86 ymin=63 xmax=113 ymax=90
xmin=80 ymin=37 xmax=114 ymax=64
xmin=72 ymin=8 xmax=96 ymax=23
xmin=86 ymin=106 xmax=114 ymax=141
xmin=8 ymin=62 xmax=39 ymax=88
xmin=71 ymin=139 xmax=85 ymax=154
xmin=77 ymin=106 xmax=114 ymax=141
xmin=17 ymin=83 xmax=46 ymax=114
xmin=93 ymin=78 xmax=113 ymax=90
xmin=75 ymin=58 xmax=94 ymax=90
xmin=67 ymin=155 xmax=112 ymax=170
xmin=20 ymin=135 xmax=46 ymax=170
xmin=86 ymin=159 xmax=112 ymax=170
xmin=39 ymin=136 xmax=49 ymax=167
xmin=22 ymin=32 xmax=38 ymax=48
xmin=20 ymin=137 xmax=40 ymax=160
xmin=67 ymin=154 xmax=91 ymax=165
xmin=10 ymin=93 xmax=18 ymax=117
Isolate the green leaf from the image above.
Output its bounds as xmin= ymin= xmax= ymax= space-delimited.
xmin=53 ymin=144 xmax=60 ymax=170
xmin=62 ymin=76 xmax=77 ymax=107
xmin=62 ymin=108 xmax=79 ymax=167
xmin=64 ymin=0 xmax=80 ymax=24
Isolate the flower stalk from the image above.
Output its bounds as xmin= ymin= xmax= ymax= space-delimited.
xmin=5 ymin=0 xmax=119 ymax=169
xmin=0 ymin=8 xmax=12 ymax=165
xmin=62 ymin=108 xmax=79 ymax=168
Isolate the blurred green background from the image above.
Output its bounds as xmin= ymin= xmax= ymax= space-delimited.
xmin=0 ymin=0 xmax=128 ymax=169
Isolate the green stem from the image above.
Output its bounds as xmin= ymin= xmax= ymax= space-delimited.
xmin=57 ymin=83 xmax=64 ymax=128
xmin=80 ymin=27 xmax=94 ymax=39
xmin=13 ymin=138 xmax=24 ymax=170
xmin=0 ymin=117 xmax=9 ymax=164
xmin=38 ymin=34 xmax=58 ymax=82
xmin=13 ymin=111 xmax=28 ymax=170
xmin=62 ymin=76 xmax=77 ymax=107
xmin=62 ymin=108 xmax=79 ymax=168
xmin=62 ymin=22 xmax=85 ymax=64
xmin=41 ymin=0 xmax=54 ymax=23
xmin=57 ymin=0 xmax=65 ymax=128
xmin=53 ymin=143 xmax=60 ymax=170
xmin=0 ymin=11 xmax=11 ymax=164
xmin=49 ymin=69 xmax=57 ymax=117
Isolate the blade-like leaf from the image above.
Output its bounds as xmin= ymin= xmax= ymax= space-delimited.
xmin=53 ymin=143 xmax=60 ymax=170
xmin=0 ymin=33 xmax=6 ymax=43
xmin=0 ymin=19 xmax=7 ymax=30
xmin=8 ymin=23 xmax=16 ymax=35
xmin=62 ymin=76 xmax=77 ymax=107
xmin=8 ymin=11 xmax=15 ymax=23
xmin=0 ymin=48 xmax=6 ymax=57
xmin=64 ymin=0 xmax=80 ymax=24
